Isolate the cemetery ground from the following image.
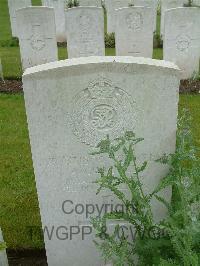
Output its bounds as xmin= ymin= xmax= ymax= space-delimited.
xmin=0 ymin=47 xmax=163 ymax=80
xmin=0 ymin=0 xmax=200 ymax=265
xmin=0 ymin=87 xmax=200 ymax=251
xmin=0 ymin=0 xmax=163 ymax=80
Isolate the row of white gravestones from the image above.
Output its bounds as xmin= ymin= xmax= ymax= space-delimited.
xmin=133 ymin=0 xmax=158 ymax=32
xmin=115 ymin=6 xmax=154 ymax=57
xmin=15 ymin=4 xmax=200 ymax=77
xmin=16 ymin=5 xmax=156 ymax=69
xmin=65 ymin=5 xmax=155 ymax=58
xmin=163 ymin=7 xmax=200 ymax=79
xmin=78 ymin=0 xmax=102 ymax=7
xmin=23 ymin=56 xmax=180 ymax=266
xmin=65 ymin=7 xmax=105 ymax=58
xmin=7 ymin=0 xmax=32 ymax=37
xmin=0 ymin=228 xmax=8 ymax=266
xmin=42 ymin=0 xmax=66 ymax=42
xmin=7 ymin=0 xmax=104 ymax=42
xmin=16 ymin=7 xmax=58 ymax=70
xmin=41 ymin=0 xmax=104 ymax=42
xmin=16 ymin=6 xmax=105 ymax=68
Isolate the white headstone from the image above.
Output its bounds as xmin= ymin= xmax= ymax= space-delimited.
xmin=0 ymin=228 xmax=8 ymax=266
xmin=42 ymin=0 xmax=66 ymax=42
xmin=160 ymin=0 xmax=187 ymax=36
xmin=7 ymin=0 xmax=32 ymax=37
xmin=115 ymin=7 xmax=154 ymax=57
xmin=133 ymin=0 xmax=158 ymax=31
xmin=78 ymin=0 xmax=102 ymax=7
xmin=23 ymin=56 xmax=180 ymax=266
xmin=193 ymin=0 xmax=200 ymax=5
xmin=65 ymin=7 xmax=105 ymax=58
xmin=16 ymin=7 xmax=58 ymax=70
xmin=163 ymin=7 xmax=200 ymax=79
xmin=105 ymin=0 xmax=134 ymax=33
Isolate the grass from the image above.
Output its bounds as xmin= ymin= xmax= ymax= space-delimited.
xmin=32 ymin=0 xmax=42 ymax=6
xmin=156 ymin=14 xmax=161 ymax=36
xmin=0 ymin=0 xmax=163 ymax=79
xmin=0 ymin=47 xmax=163 ymax=79
xmin=0 ymin=47 xmax=68 ymax=79
xmin=179 ymin=94 xmax=200 ymax=150
xmin=0 ymin=94 xmax=42 ymax=249
xmin=0 ymin=47 xmax=22 ymax=79
xmin=0 ymin=93 xmax=200 ymax=249
xmin=0 ymin=0 xmax=12 ymax=41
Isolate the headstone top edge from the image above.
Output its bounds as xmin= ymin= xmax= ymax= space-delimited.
xmin=65 ymin=6 xmax=103 ymax=12
xmin=23 ymin=57 xmax=180 ymax=78
xmin=16 ymin=6 xmax=54 ymax=13
xmin=116 ymin=6 xmax=153 ymax=11
xmin=165 ymin=6 xmax=200 ymax=14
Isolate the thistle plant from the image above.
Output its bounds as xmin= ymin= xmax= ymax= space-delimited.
xmin=91 ymin=110 xmax=200 ymax=265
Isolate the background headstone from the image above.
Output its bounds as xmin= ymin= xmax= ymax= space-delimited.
xmin=133 ymin=0 xmax=158 ymax=31
xmin=7 ymin=0 xmax=32 ymax=37
xmin=160 ymin=0 xmax=187 ymax=36
xmin=16 ymin=7 xmax=58 ymax=70
xmin=23 ymin=56 xmax=180 ymax=266
xmin=0 ymin=228 xmax=8 ymax=266
xmin=65 ymin=7 xmax=105 ymax=58
xmin=193 ymin=0 xmax=200 ymax=5
xmin=105 ymin=0 xmax=134 ymax=33
xmin=42 ymin=0 xmax=66 ymax=42
xmin=78 ymin=0 xmax=102 ymax=7
xmin=115 ymin=6 xmax=154 ymax=57
xmin=163 ymin=7 xmax=200 ymax=79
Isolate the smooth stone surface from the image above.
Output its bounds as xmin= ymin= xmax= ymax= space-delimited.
xmin=65 ymin=7 xmax=105 ymax=58
xmin=193 ymin=0 xmax=200 ymax=5
xmin=105 ymin=0 xmax=134 ymax=33
xmin=23 ymin=56 xmax=180 ymax=266
xmin=42 ymin=0 xmax=66 ymax=42
xmin=0 ymin=228 xmax=8 ymax=266
xmin=7 ymin=0 xmax=32 ymax=37
xmin=16 ymin=7 xmax=58 ymax=70
xmin=133 ymin=0 xmax=158 ymax=31
xmin=78 ymin=0 xmax=102 ymax=7
xmin=115 ymin=6 xmax=154 ymax=57
xmin=163 ymin=7 xmax=200 ymax=79
xmin=160 ymin=0 xmax=187 ymax=36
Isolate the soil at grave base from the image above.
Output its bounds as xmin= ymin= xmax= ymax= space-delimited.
xmin=0 ymin=79 xmax=200 ymax=94
xmin=7 ymin=249 xmax=48 ymax=266
xmin=0 ymin=80 xmax=22 ymax=94
xmin=179 ymin=79 xmax=200 ymax=94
